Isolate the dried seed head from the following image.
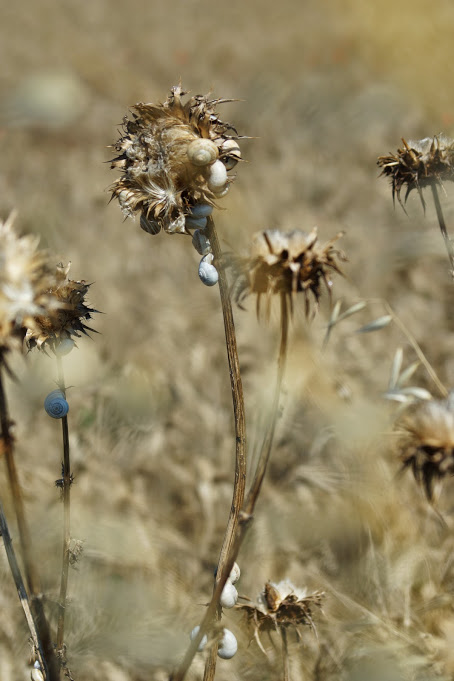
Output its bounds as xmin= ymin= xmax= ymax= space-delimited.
xmin=396 ymin=395 xmax=454 ymax=501
xmin=110 ymin=85 xmax=242 ymax=235
xmin=0 ymin=213 xmax=59 ymax=353
xmin=237 ymin=579 xmax=324 ymax=642
xmin=25 ymin=262 xmax=98 ymax=352
xmin=231 ymin=228 xmax=345 ymax=318
xmin=377 ymin=135 xmax=454 ymax=206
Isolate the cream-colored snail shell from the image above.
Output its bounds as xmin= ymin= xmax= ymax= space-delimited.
xmin=220 ymin=139 xmax=241 ymax=170
xmin=187 ymin=138 xmax=219 ymax=167
xmin=218 ymin=629 xmax=238 ymax=660
xmin=228 ymin=562 xmax=241 ymax=585
xmin=44 ymin=390 xmax=69 ymax=419
xmin=198 ymin=253 xmax=218 ymax=286
xmin=207 ymin=160 xmax=228 ymax=191
xmin=220 ymin=581 xmax=238 ymax=609
xmin=31 ymin=661 xmax=44 ymax=681
xmin=190 ymin=625 xmax=208 ymax=652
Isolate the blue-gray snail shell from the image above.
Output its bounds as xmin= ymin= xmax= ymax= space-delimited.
xmin=44 ymin=390 xmax=69 ymax=419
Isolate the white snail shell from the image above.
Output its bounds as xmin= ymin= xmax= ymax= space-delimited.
xmin=44 ymin=390 xmax=69 ymax=419
xmin=190 ymin=204 xmax=213 ymax=218
xmin=187 ymin=139 xmax=219 ymax=167
xmin=192 ymin=230 xmax=212 ymax=256
xmin=198 ymin=254 xmax=218 ymax=286
xmin=140 ymin=213 xmax=161 ymax=235
xmin=228 ymin=562 xmax=241 ymax=585
xmin=55 ymin=338 xmax=75 ymax=356
xmin=220 ymin=139 xmax=241 ymax=170
xmin=217 ymin=629 xmax=238 ymax=660
xmin=185 ymin=216 xmax=207 ymax=230
xmin=190 ymin=625 xmax=208 ymax=652
xmin=212 ymin=184 xmax=230 ymax=198
xmin=220 ymin=581 xmax=238 ymax=609
xmin=207 ymin=160 xmax=228 ymax=191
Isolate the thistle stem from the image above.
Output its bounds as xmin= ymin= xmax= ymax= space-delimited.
xmin=281 ymin=627 xmax=290 ymax=681
xmin=0 ymin=358 xmax=60 ymax=681
xmin=430 ymin=181 xmax=454 ymax=277
xmin=55 ymin=355 xmax=71 ymax=660
xmin=172 ymin=216 xmax=247 ymax=681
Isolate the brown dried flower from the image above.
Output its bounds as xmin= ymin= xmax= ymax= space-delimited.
xmin=231 ymin=228 xmax=344 ymax=318
xmin=25 ymin=262 xmax=97 ymax=352
xmin=110 ymin=85 xmax=242 ymax=235
xmin=396 ymin=395 xmax=454 ymax=501
xmin=0 ymin=213 xmax=59 ymax=353
xmin=377 ymin=135 xmax=454 ymax=206
xmin=237 ymin=580 xmax=324 ymax=651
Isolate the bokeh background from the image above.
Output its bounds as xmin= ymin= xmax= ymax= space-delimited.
xmin=2 ymin=1 xmax=454 ymax=679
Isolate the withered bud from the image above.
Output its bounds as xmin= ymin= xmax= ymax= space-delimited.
xmin=110 ymin=85 xmax=243 ymax=235
xmin=377 ymin=135 xmax=454 ymax=206
xmin=396 ymin=394 xmax=454 ymax=501
xmin=231 ymin=228 xmax=345 ymax=318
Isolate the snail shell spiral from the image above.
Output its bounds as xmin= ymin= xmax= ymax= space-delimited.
xmin=44 ymin=389 xmax=69 ymax=419
xmin=187 ymin=139 xmax=219 ymax=167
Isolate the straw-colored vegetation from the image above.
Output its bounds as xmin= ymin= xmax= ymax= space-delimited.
xmin=3 ymin=1 xmax=454 ymax=680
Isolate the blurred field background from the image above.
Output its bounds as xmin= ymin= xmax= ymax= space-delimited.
xmin=2 ymin=1 xmax=454 ymax=679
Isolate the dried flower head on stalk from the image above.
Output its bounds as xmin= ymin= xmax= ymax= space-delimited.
xmin=396 ymin=394 xmax=454 ymax=501
xmin=237 ymin=580 xmax=324 ymax=652
xmin=0 ymin=212 xmax=60 ymax=354
xmin=25 ymin=262 xmax=97 ymax=353
xmin=110 ymin=84 xmax=242 ymax=235
xmin=377 ymin=135 xmax=454 ymax=208
xmin=231 ymin=228 xmax=345 ymax=318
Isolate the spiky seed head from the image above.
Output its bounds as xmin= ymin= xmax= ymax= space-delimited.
xmin=396 ymin=395 xmax=454 ymax=501
xmin=25 ymin=262 xmax=98 ymax=352
xmin=110 ymin=85 xmax=243 ymax=235
xmin=231 ymin=228 xmax=345 ymax=318
xmin=237 ymin=579 xmax=324 ymax=640
xmin=0 ymin=213 xmax=60 ymax=353
xmin=377 ymin=135 xmax=454 ymax=206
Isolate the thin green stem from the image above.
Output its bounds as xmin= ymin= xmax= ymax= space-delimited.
xmin=0 ymin=358 xmax=60 ymax=681
xmin=55 ymin=356 xmax=71 ymax=659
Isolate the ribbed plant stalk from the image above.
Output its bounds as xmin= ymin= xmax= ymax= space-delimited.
xmin=281 ymin=627 xmax=289 ymax=681
xmin=172 ymin=216 xmax=247 ymax=681
xmin=55 ymin=355 xmax=71 ymax=661
xmin=0 ymin=356 xmax=60 ymax=681
xmin=430 ymin=180 xmax=454 ymax=277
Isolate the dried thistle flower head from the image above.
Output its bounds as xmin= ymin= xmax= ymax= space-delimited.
xmin=231 ymin=228 xmax=345 ymax=318
xmin=377 ymin=135 xmax=454 ymax=206
xmin=396 ymin=394 xmax=454 ymax=501
xmin=237 ymin=579 xmax=324 ymax=649
xmin=25 ymin=262 xmax=97 ymax=352
xmin=0 ymin=213 xmax=59 ymax=352
xmin=110 ymin=85 xmax=242 ymax=235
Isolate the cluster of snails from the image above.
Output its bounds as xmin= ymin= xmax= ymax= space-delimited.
xmin=189 ymin=203 xmax=219 ymax=287
xmin=189 ymin=562 xmax=240 ymax=660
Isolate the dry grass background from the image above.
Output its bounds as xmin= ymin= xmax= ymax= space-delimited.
xmin=2 ymin=1 xmax=454 ymax=679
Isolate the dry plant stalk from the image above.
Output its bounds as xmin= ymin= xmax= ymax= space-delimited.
xmin=378 ymin=135 xmax=454 ymax=276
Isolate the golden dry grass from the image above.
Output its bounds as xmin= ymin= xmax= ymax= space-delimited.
xmin=2 ymin=1 xmax=454 ymax=680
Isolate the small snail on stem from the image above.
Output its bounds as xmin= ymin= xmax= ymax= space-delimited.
xmin=44 ymin=389 xmax=69 ymax=419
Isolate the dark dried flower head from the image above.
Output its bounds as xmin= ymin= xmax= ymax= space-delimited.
xmin=0 ymin=213 xmax=59 ymax=352
xmin=110 ymin=85 xmax=242 ymax=235
xmin=231 ymin=228 xmax=344 ymax=318
xmin=396 ymin=394 xmax=454 ymax=501
xmin=237 ymin=580 xmax=324 ymax=647
xmin=377 ymin=135 xmax=454 ymax=206
xmin=25 ymin=262 xmax=97 ymax=352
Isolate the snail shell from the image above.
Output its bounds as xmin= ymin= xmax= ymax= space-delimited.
xmin=190 ymin=626 xmax=208 ymax=652
xmin=228 ymin=562 xmax=241 ymax=585
xmin=190 ymin=203 xmax=213 ymax=218
xmin=55 ymin=338 xmax=75 ymax=356
xmin=220 ymin=582 xmax=238 ymax=609
xmin=218 ymin=629 xmax=238 ymax=660
xmin=207 ymin=160 xmax=228 ymax=191
xmin=44 ymin=390 xmax=69 ymax=419
xmin=185 ymin=216 xmax=207 ymax=230
xmin=192 ymin=230 xmax=212 ymax=256
xmin=140 ymin=213 xmax=161 ymax=235
xmin=198 ymin=254 xmax=218 ymax=286
xmin=220 ymin=139 xmax=241 ymax=170
xmin=187 ymin=139 xmax=218 ymax=167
